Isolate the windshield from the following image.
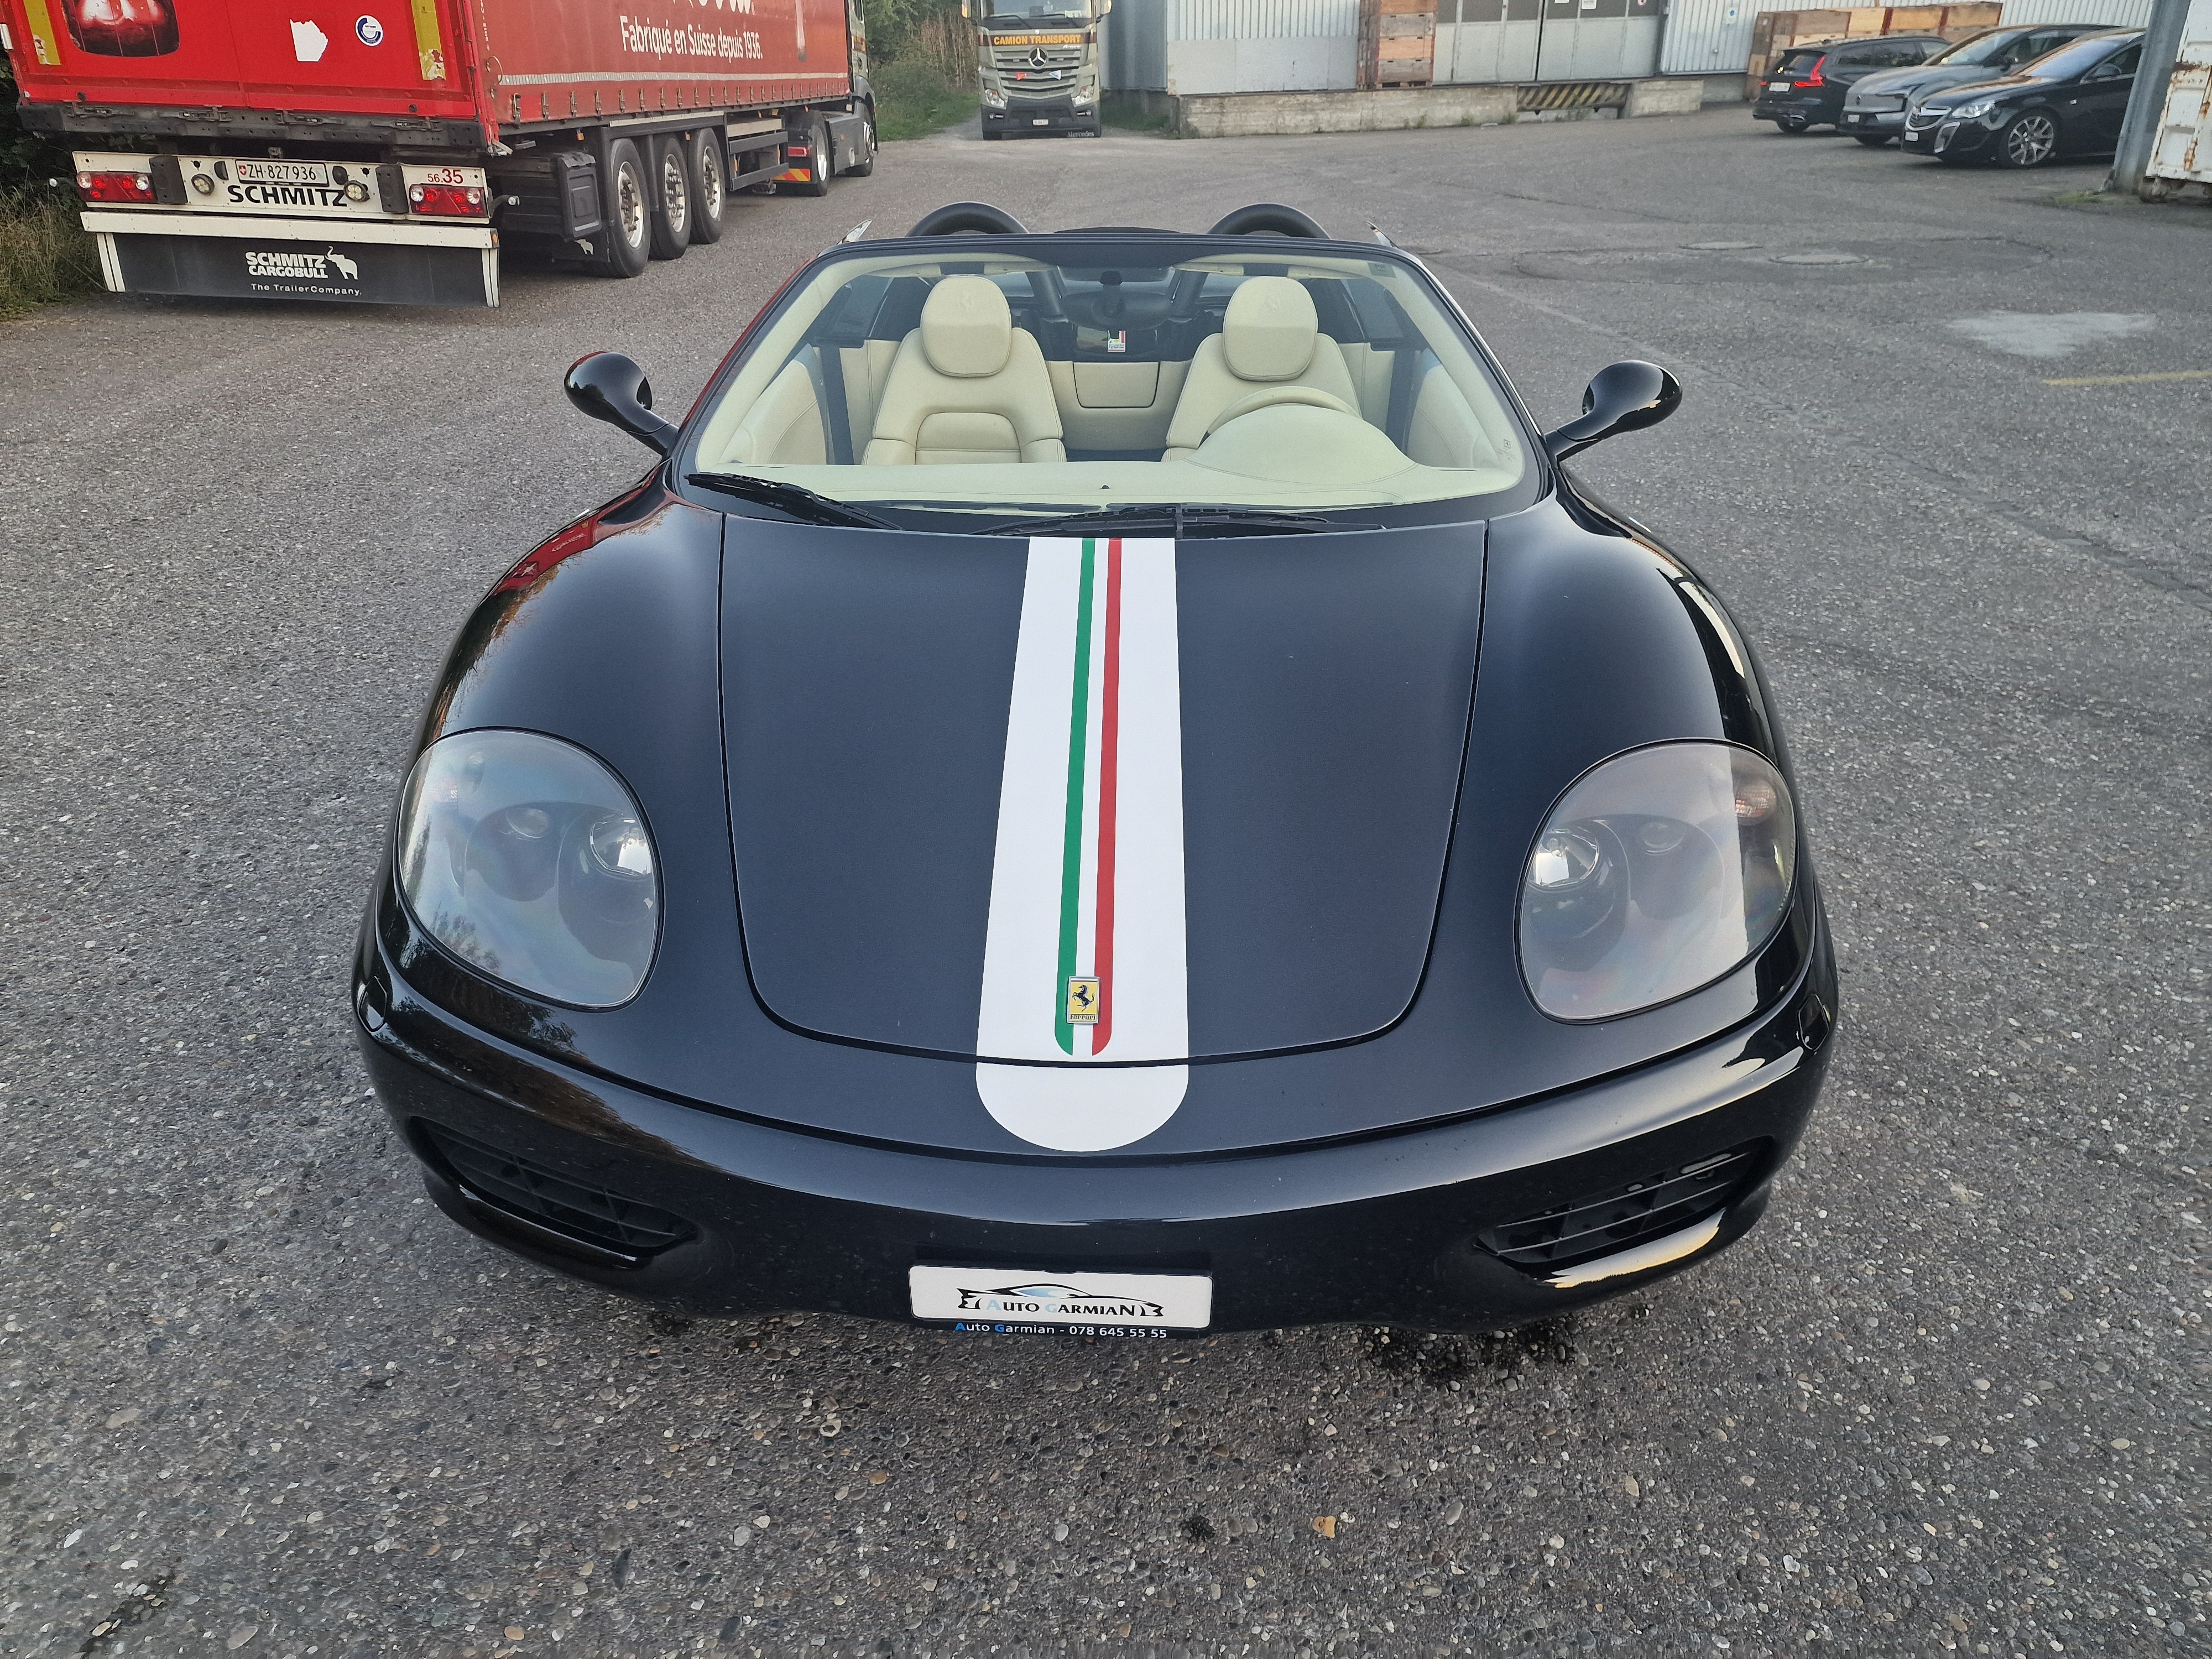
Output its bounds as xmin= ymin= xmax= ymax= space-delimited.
xmin=984 ymin=0 xmax=1091 ymax=17
xmin=687 ymin=243 xmax=1531 ymax=526
xmin=2017 ymin=33 xmax=2131 ymax=79
xmin=1930 ymin=30 xmax=2019 ymax=66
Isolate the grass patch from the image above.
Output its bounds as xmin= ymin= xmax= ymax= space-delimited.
xmin=873 ymin=59 xmax=979 ymax=142
xmin=0 ymin=187 xmax=101 ymax=319
xmin=1103 ymin=93 xmax=1175 ymax=135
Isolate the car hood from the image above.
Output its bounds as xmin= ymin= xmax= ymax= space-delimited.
xmin=1852 ymin=62 xmax=1990 ymax=100
xmin=1918 ymin=72 xmax=2040 ymax=107
xmin=721 ymin=520 xmax=1484 ymax=1064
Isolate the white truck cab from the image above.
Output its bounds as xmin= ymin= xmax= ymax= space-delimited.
xmin=968 ymin=0 xmax=1110 ymax=139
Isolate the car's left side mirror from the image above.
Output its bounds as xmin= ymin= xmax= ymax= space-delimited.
xmin=1542 ymin=359 xmax=1683 ymax=463
xmin=565 ymin=351 xmax=682 ymax=455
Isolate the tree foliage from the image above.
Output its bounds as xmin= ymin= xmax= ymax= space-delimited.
xmin=2 ymin=52 xmax=76 ymax=191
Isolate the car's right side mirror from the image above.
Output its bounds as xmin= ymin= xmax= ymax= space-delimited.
xmin=1542 ymin=360 xmax=1683 ymax=462
xmin=565 ymin=351 xmax=682 ymax=454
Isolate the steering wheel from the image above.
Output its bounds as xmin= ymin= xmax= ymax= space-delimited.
xmin=1202 ymin=385 xmax=1359 ymax=439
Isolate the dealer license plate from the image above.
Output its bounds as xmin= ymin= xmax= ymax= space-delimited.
xmin=909 ymin=1265 xmax=1212 ymax=1333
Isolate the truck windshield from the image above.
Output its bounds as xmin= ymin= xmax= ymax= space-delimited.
xmin=984 ymin=0 xmax=1091 ymax=17
xmin=686 ymin=243 xmax=1531 ymax=526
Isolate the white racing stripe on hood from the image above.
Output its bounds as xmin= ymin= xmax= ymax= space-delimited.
xmin=975 ymin=537 xmax=1188 ymax=1151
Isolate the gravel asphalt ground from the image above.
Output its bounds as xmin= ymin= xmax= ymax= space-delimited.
xmin=1 ymin=107 xmax=2205 ymax=1659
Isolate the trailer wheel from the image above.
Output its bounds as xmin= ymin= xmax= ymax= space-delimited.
xmin=649 ymin=135 xmax=691 ymax=258
xmin=842 ymin=110 xmax=877 ymax=177
xmin=690 ymin=132 xmax=728 ymax=244
xmin=594 ymin=139 xmax=652 ymax=278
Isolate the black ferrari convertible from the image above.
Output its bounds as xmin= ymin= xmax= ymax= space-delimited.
xmin=354 ymin=202 xmax=1835 ymax=1338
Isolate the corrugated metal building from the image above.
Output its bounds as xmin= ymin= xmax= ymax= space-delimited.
xmin=1107 ymin=0 xmax=1364 ymax=94
xmin=1110 ymin=0 xmax=1671 ymax=90
xmin=1658 ymin=0 xmax=2154 ymax=77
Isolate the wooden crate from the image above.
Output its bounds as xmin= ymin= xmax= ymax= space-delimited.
xmin=1359 ymin=0 xmax=1435 ymax=89
xmin=1747 ymin=3 xmax=1998 ymax=81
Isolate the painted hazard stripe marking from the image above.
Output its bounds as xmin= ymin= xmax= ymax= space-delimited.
xmin=977 ymin=538 xmax=1186 ymax=1152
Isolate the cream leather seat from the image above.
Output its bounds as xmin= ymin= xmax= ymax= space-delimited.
xmin=862 ymin=275 xmax=1065 ymax=466
xmin=1161 ymin=276 xmax=1362 ymax=461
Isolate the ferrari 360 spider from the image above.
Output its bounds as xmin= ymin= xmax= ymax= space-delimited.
xmin=353 ymin=202 xmax=1834 ymax=1338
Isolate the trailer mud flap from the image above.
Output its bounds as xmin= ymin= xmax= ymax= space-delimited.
xmin=84 ymin=214 xmax=499 ymax=306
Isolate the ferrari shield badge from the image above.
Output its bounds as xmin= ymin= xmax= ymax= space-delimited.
xmin=1066 ymin=976 xmax=1100 ymax=1025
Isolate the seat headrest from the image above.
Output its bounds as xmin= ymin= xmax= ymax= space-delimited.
xmin=920 ymin=275 xmax=1014 ymax=378
xmin=1223 ymin=276 xmax=1319 ymax=382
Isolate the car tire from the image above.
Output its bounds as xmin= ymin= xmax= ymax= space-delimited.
xmin=648 ymin=135 xmax=690 ymax=259
xmin=1853 ymin=133 xmax=1892 ymax=147
xmin=593 ymin=139 xmax=652 ymax=279
xmin=842 ymin=109 xmax=877 ymax=176
xmin=689 ymin=131 xmax=727 ymax=244
xmin=1995 ymin=108 xmax=2059 ymax=169
xmin=785 ymin=116 xmax=832 ymax=196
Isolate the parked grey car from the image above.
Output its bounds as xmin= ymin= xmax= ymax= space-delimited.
xmin=1840 ymin=23 xmax=2116 ymax=145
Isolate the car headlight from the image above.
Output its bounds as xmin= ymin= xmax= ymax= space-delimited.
xmin=1519 ymin=742 xmax=1796 ymax=1021
xmin=1950 ymin=97 xmax=1995 ymax=120
xmin=395 ymin=729 xmax=660 ymax=1009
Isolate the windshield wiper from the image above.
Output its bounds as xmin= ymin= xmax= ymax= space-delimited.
xmin=686 ymin=472 xmax=897 ymax=529
xmin=982 ymin=503 xmax=1375 ymax=538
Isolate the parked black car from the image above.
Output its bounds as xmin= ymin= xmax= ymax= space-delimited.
xmin=1902 ymin=30 xmax=2143 ymax=167
xmin=1840 ymin=23 xmax=2118 ymax=145
xmin=1754 ymin=34 xmax=1949 ymax=133
xmin=354 ymin=201 xmax=1835 ymax=1338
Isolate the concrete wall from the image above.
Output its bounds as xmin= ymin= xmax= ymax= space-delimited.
xmin=1165 ymin=74 xmax=1704 ymax=132
xmin=1173 ymin=82 xmax=1520 ymax=133
xmin=1622 ymin=75 xmax=1705 ymax=114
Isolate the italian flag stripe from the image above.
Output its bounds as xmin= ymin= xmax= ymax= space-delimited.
xmin=1053 ymin=538 xmax=1100 ymax=1055
xmin=977 ymin=538 xmax=1187 ymax=1151
xmin=1095 ymin=539 xmax=1123 ymax=1053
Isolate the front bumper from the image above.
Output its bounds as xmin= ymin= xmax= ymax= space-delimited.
xmin=354 ymin=907 xmax=1834 ymax=1335
xmin=983 ymin=96 xmax=1097 ymax=133
xmin=1840 ymin=108 xmax=1906 ymax=133
xmin=1902 ymin=114 xmax=1991 ymax=156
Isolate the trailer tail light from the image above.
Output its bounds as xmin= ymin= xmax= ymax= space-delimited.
xmin=408 ymin=182 xmax=488 ymax=217
xmin=785 ymin=142 xmax=811 ymax=158
xmin=78 ymin=169 xmax=157 ymax=204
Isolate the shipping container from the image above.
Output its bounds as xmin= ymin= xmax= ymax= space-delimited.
xmin=1 ymin=0 xmax=880 ymax=305
xmin=2147 ymin=0 xmax=2212 ymax=187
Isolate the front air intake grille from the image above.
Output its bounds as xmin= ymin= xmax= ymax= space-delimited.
xmin=1480 ymin=1144 xmax=1762 ymax=1274
xmin=419 ymin=1122 xmax=692 ymax=1261
xmin=991 ymin=41 xmax=1084 ymax=72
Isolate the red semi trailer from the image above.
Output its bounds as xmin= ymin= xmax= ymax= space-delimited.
xmin=1 ymin=0 xmax=878 ymax=305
